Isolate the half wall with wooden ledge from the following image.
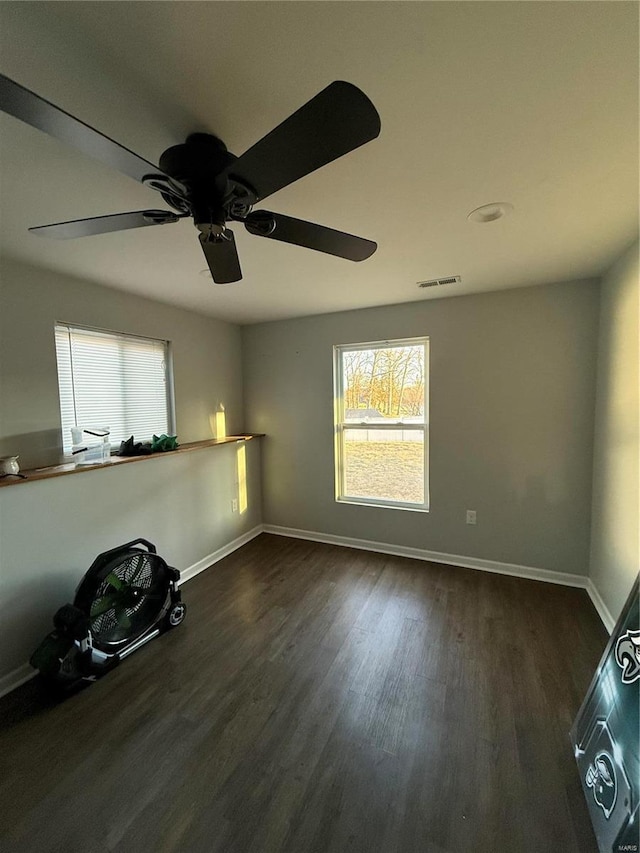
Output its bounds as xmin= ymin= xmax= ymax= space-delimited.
xmin=0 ymin=434 xmax=264 ymax=696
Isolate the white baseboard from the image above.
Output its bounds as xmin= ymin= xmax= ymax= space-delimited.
xmin=265 ymin=525 xmax=616 ymax=635
xmin=0 ymin=525 xmax=265 ymax=700
xmin=265 ymin=526 xmax=617 ymax=635
xmin=0 ymin=663 xmax=35 ymax=699
xmin=1 ymin=523 xmax=614 ymax=698
xmin=263 ymin=524 xmax=592 ymax=589
xmin=178 ymin=525 xmax=264 ymax=585
xmin=586 ymin=579 xmax=616 ymax=634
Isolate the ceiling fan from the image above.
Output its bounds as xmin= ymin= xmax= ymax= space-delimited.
xmin=0 ymin=73 xmax=381 ymax=283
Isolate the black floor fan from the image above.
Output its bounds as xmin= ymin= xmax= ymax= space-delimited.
xmin=31 ymin=539 xmax=186 ymax=692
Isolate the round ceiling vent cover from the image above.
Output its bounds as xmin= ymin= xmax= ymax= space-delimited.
xmin=467 ymin=202 xmax=514 ymax=223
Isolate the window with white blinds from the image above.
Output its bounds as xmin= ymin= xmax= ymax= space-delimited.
xmin=55 ymin=323 xmax=174 ymax=454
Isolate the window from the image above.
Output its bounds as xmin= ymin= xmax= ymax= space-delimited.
xmin=55 ymin=323 xmax=174 ymax=454
xmin=334 ymin=337 xmax=429 ymax=510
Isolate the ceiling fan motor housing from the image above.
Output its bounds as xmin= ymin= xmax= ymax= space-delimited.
xmin=159 ymin=133 xmax=238 ymax=233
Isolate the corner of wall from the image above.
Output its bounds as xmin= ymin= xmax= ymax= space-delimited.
xmin=588 ymin=241 xmax=639 ymax=630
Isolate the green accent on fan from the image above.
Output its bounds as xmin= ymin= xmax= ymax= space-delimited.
xmin=90 ymin=593 xmax=121 ymax=617
xmin=105 ymin=571 xmax=126 ymax=591
xmin=114 ymin=607 xmax=131 ymax=629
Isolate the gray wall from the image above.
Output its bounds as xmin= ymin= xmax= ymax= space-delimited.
xmin=0 ymin=440 xmax=262 ymax=682
xmin=0 ymin=258 xmax=262 ymax=686
xmin=0 ymin=257 xmax=244 ymax=469
xmin=243 ymin=279 xmax=600 ymax=575
xmin=589 ymin=242 xmax=639 ymax=621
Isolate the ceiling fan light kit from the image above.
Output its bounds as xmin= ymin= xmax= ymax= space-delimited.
xmin=0 ymin=74 xmax=381 ymax=285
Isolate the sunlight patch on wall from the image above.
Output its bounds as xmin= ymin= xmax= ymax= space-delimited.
xmin=209 ymin=403 xmax=227 ymax=440
xmin=237 ymin=442 xmax=248 ymax=514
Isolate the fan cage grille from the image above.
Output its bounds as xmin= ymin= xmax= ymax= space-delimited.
xmin=89 ymin=552 xmax=167 ymax=647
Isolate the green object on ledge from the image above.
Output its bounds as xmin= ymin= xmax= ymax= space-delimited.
xmin=151 ymin=434 xmax=179 ymax=452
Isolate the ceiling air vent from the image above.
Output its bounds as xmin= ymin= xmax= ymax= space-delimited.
xmin=417 ymin=275 xmax=461 ymax=288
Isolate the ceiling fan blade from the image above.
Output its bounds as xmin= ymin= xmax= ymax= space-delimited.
xmin=29 ymin=210 xmax=180 ymax=240
xmin=0 ymin=73 xmax=185 ymax=192
xmin=226 ymin=81 xmax=380 ymax=203
xmin=245 ymin=211 xmax=377 ymax=261
xmin=199 ymin=230 xmax=242 ymax=284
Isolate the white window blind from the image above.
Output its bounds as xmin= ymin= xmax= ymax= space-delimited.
xmin=55 ymin=324 xmax=173 ymax=454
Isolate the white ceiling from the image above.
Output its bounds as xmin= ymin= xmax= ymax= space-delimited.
xmin=0 ymin=2 xmax=637 ymax=324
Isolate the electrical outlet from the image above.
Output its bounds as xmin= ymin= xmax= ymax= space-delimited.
xmin=466 ymin=510 xmax=477 ymax=525
xmin=232 ymin=498 xmax=238 ymax=512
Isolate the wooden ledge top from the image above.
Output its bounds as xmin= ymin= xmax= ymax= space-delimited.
xmin=0 ymin=435 xmax=264 ymax=489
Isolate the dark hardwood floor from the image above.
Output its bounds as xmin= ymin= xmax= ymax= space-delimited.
xmin=0 ymin=534 xmax=607 ymax=853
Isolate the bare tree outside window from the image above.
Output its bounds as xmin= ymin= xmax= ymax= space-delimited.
xmin=334 ymin=339 xmax=429 ymax=510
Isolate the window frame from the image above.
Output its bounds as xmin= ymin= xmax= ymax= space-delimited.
xmin=333 ymin=336 xmax=430 ymax=512
xmin=54 ymin=322 xmax=176 ymax=456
